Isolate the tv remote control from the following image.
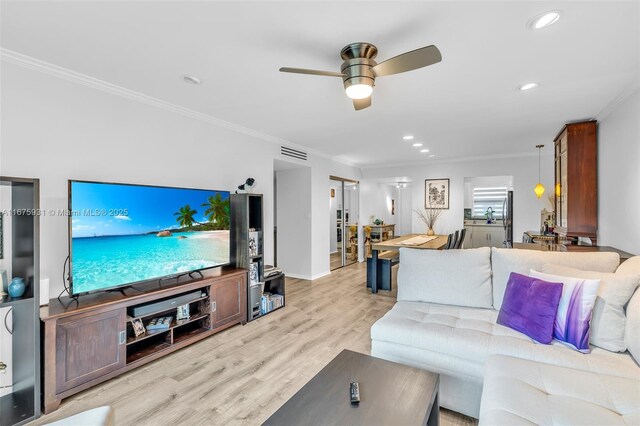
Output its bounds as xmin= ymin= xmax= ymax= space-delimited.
xmin=350 ymin=382 xmax=360 ymax=404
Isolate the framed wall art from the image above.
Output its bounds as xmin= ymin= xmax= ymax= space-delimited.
xmin=425 ymin=178 xmax=450 ymax=209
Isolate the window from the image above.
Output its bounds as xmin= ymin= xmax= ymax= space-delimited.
xmin=473 ymin=186 xmax=508 ymax=219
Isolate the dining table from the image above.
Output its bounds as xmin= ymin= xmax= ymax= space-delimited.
xmin=368 ymin=234 xmax=448 ymax=293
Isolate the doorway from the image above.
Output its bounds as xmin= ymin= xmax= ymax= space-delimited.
xmin=330 ymin=176 xmax=359 ymax=270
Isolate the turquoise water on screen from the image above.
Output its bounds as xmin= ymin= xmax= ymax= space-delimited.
xmin=71 ymin=231 xmax=229 ymax=293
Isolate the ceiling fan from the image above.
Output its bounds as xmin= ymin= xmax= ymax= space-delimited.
xmin=279 ymin=42 xmax=442 ymax=111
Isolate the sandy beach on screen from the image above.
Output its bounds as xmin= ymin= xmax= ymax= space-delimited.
xmin=187 ymin=230 xmax=230 ymax=240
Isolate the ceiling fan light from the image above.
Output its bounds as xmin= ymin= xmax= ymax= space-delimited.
xmin=345 ymin=83 xmax=373 ymax=100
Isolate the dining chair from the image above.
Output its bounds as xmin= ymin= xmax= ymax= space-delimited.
xmin=444 ymin=233 xmax=454 ymax=250
xmin=455 ymin=228 xmax=467 ymax=249
xmin=445 ymin=231 xmax=458 ymax=250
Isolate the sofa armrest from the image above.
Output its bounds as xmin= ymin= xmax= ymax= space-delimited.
xmin=617 ymin=256 xmax=640 ymax=275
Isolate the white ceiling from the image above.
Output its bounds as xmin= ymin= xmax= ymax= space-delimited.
xmin=2 ymin=1 xmax=638 ymax=167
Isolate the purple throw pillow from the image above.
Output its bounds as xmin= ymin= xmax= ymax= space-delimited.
xmin=497 ymin=272 xmax=563 ymax=344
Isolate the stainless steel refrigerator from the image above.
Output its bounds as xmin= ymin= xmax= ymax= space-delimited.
xmin=503 ymin=190 xmax=514 ymax=247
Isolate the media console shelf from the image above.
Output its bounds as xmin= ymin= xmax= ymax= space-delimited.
xmin=40 ymin=268 xmax=246 ymax=413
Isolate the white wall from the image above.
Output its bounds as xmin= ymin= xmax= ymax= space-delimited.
xmin=0 ymin=62 xmax=361 ymax=295
xmin=276 ymin=168 xmax=312 ymax=278
xmin=362 ymin=155 xmax=554 ymax=240
xmin=359 ymin=181 xmax=396 ymax=226
xmin=309 ymin=161 xmax=361 ymax=278
xmin=598 ymin=90 xmax=640 ymax=255
xmin=398 ymin=187 xmax=412 ymax=236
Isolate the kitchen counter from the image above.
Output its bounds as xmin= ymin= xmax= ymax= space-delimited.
xmin=512 ymin=242 xmax=634 ymax=263
xmin=464 ymin=220 xmax=503 ymax=227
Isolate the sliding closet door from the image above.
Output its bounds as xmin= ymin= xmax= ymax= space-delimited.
xmin=329 ymin=177 xmax=359 ymax=270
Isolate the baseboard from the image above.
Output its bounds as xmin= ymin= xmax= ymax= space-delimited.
xmin=310 ymin=271 xmax=331 ymax=280
xmin=285 ymin=271 xmax=331 ymax=281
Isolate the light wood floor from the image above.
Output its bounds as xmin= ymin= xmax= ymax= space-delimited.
xmin=32 ymin=262 xmax=477 ymax=426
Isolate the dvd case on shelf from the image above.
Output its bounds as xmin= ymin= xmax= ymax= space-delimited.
xmin=249 ymin=230 xmax=260 ymax=256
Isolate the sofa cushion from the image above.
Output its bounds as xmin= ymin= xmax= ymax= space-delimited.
xmin=626 ymin=289 xmax=640 ymax=364
xmin=491 ymin=248 xmax=619 ymax=309
xmin=479 ymin=355 xmax=640 ymax=426
xmin=541 ymin=263 xmax=639 ymax=352
xmin=617 ymin=256 xmax=640 ymax=362
xmin=497 ymin=272 xmax=563 ymax=344
xmin=371 ymin=302 xmax=529 ymax=370
xmin=371 ymin=301 xmax=640 ymax=381
xmin=488 ymin=335 xmax=640 ymax=380
xmin=397 ymin=247 xmax=492 ymax=308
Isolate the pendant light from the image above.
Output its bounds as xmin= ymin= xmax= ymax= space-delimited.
xmin=534 ymin=144 xmax=545 ymax=198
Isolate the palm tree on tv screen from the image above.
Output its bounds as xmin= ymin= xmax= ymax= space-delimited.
xmin=202 ymin=194 xmax=230 ymax=229
xmin=174 ymin=205 xmax=198 ymax=229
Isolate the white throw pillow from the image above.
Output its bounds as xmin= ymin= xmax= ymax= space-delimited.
xmin=397 ymin=247 xmax=493 ymax=308
xmin=491 ymin=248 xmax=619 ymax=309
xmin=529 ymin=270 xmax=600 ymax=353
xmin=541 ymin=264 xmax=640 ymax=352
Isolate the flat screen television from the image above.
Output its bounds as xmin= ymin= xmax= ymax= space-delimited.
xmin=68 ymin=180 xmax=230 ymax=295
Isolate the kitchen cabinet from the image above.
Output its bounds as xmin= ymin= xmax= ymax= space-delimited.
xmin=554 ymin=121 xmax=598 ymax=243
xmin=465 ymin=224 xmax=505 ymax=248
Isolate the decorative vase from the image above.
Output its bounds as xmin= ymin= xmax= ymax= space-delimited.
xmin=427 ymin=227 xmax=435 ymax=236
xmin=8 ymin=277 xmax=26 ymax=298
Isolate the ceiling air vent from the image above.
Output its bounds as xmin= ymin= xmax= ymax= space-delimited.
xmin=281 ymin=146 xmax=307 ymax=161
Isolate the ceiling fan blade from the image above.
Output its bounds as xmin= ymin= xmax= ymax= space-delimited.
xmin=353 ymin=96 xmax=372 ymax=111
xmin=372 ymin=45 xmax=442 ymax=77
xmin=279 ymin=67 xmax=344 ymax=77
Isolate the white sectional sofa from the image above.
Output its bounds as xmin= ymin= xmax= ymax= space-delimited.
xmin=370 ymin=247 xmax=640 ymax=424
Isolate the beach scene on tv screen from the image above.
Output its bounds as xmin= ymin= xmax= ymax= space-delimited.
xmin=70 ymin=181 xmax=230 ymax=294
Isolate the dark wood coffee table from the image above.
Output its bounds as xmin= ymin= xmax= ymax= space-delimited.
xmin=264 ymin=349 xmax=439 ymax=426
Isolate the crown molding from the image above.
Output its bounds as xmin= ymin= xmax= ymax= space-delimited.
xmin=595 ymin=81 xmax=640 ymax=122
xmin=0 ymin=48 xmax=355 ymax=167
xmin=360 ymin=150 xmax=553 ymax=171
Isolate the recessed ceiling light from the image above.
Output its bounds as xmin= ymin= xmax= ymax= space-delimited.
xmin=529 ymin=11 xmax=561 ymax=30
xmin=428 ymin=154 xmax=436 ymax=158
xmin=182 ymin=75 xmax=202 ymax=85
xmin=403 ymin=135 xmax=414 ymax=140
xmin=519 ymin=82 xmax=538 ymax=91
xmin=420 ymin=149 xmax=430 ymax=153
xmin=412 ymin=143 xmax=423 ymax=147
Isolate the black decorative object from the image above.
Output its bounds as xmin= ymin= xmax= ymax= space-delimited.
xmin=235 ymin=177 xmax=256 ymax=194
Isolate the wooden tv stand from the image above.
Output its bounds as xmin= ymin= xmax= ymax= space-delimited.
xmin=40 ymin=268 xmax=247 ymax=413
